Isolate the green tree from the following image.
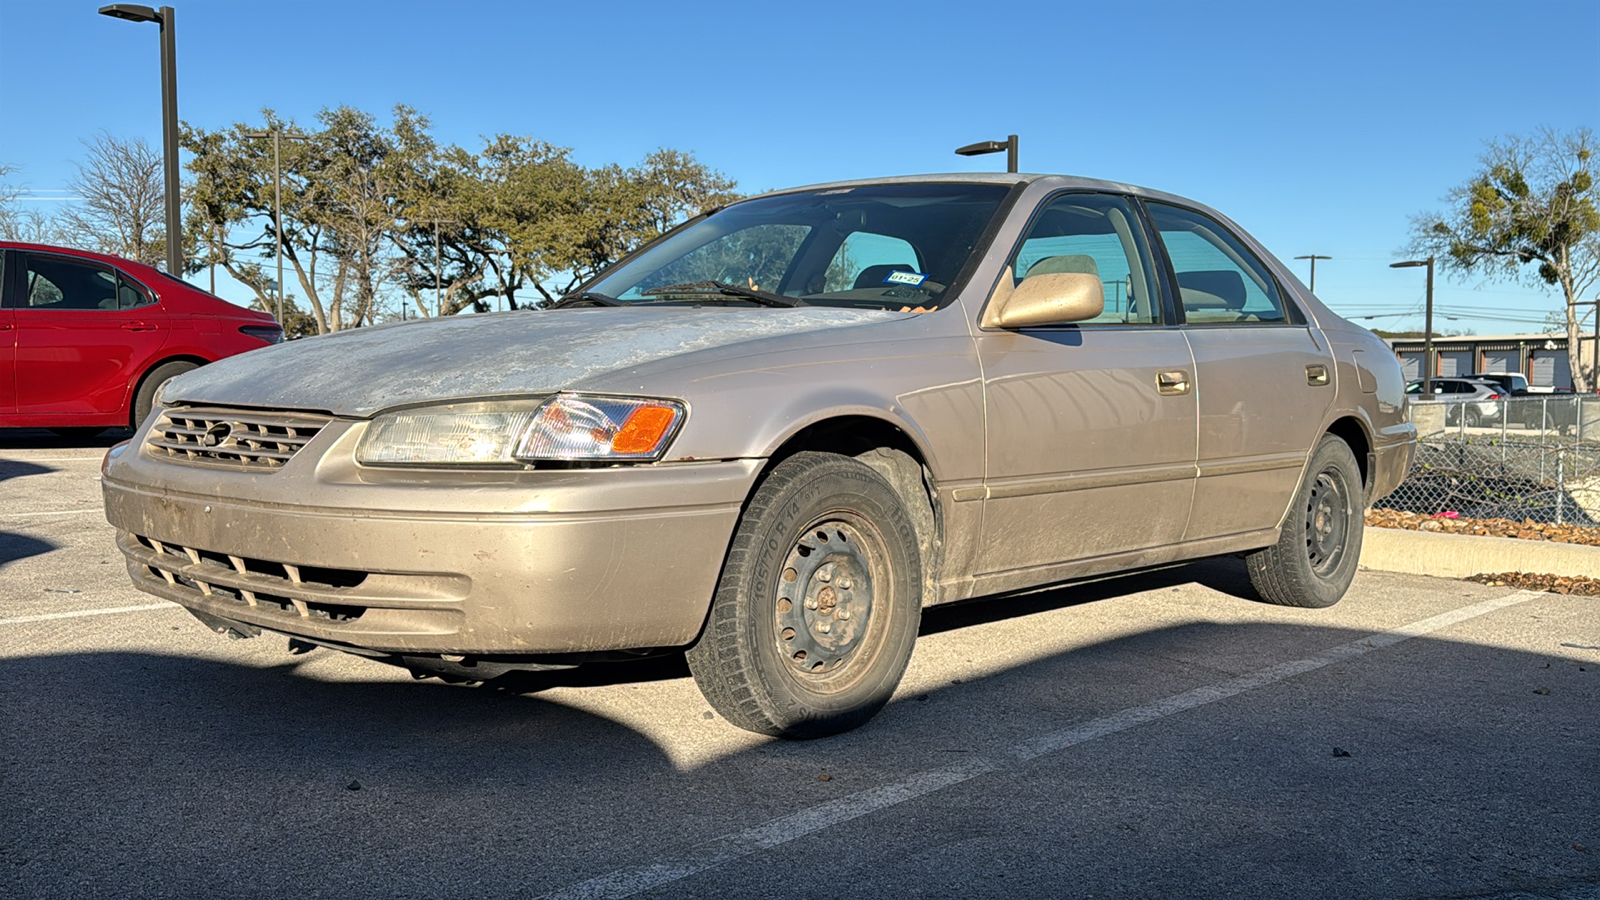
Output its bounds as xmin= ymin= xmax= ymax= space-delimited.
xmin=1408 ymin=127 xmax=1599 ymax=389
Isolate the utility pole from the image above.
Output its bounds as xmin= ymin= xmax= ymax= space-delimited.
xmin=244 ymin=128 xmax=309 ymax=324
xmin=1294 ymin=254 xmax=1332 ymax=293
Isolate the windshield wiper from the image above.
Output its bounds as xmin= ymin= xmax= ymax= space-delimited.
xmin=551 ymin=291 xmax=622 ymax=308
xmin=640 ymin=280 xmax=805 ymax=308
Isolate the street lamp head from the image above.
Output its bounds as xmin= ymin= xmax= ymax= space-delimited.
xmin=954 ymin=140 xmax=1008 ymax=157
xmin=1390 ymin=259 xmax=1429 ymax=269
xmin=98 ymin=4 xmax=162 ymax=23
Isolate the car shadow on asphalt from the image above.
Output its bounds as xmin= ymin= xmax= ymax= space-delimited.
xmin=0 ymin=428 xmax=132 ymax=450
xmin=0 ymin=603 xmax=1594 ymax=900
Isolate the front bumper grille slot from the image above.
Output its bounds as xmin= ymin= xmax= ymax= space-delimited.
xmin=146 ymin=405 xmax=331 ymax=469
xmin=128 ymin=533 xmax=368 ymax=622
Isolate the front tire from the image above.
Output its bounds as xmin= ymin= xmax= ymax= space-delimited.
xmin=1245 ymin=435 xmax=1363 ymax=609
xmin=687 ymin=452 xmax=922 ymax=739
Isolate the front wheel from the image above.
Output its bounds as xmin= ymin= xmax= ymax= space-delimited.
xmin=687 ymin=452 xmax=922 ymax=738
xmin=1245 ymin=435 xmax=1363 ymax=608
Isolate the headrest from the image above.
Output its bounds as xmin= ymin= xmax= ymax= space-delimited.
xmin=854 ymin=264 xmax=916 ymax=289
xmin=1177 ymin=270 xmax=1247 ymax=309
xmin=1025 ymin=254 xmax=1100 ymax=279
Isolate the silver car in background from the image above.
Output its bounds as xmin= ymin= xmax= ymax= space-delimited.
xmin=1406 ymin=377 xmax=1506 ymax=426
xmin=102 ymin=174 xmax=1414 ymax=737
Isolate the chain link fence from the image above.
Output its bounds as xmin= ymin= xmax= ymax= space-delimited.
xmin=1378 ymin=395 xmax=1600 ymax=525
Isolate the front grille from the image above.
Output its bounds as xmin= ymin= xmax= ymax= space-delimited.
xmin=124 ymin=532 xmax=369 ymax=622
xmin=147 ymin=405 xmax=331 ymax=469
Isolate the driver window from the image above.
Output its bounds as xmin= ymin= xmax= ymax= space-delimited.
xmin=1009 ymin=193 xmax=1161 ymax=325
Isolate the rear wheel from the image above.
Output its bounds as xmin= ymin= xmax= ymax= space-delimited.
xmin=1245 ymin=435 xmax=1363 ymax=609
xmin=687 ymin=452 xmax=922 ymax=738
xmin=131 ymin=361 xmax=198 ymax=430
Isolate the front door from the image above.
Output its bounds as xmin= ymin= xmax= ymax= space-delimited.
xmin=13 ymin=251 xmax=168 ymax=419
xmin=974 ymin=192 xmax=1197 ymax=576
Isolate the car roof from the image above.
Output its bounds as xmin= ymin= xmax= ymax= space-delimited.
xmin=743 ymin=173 xmax=1231 ymax=218
xmin=0 ymin=240 xmax=170 ymax=281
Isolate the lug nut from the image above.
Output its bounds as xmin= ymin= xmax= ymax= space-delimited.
xmin=838 ymin=609 xmax=851 ymax=620
xmin=805 ymin=598 xmax=818 ymax=610
xmin=818 ymin=622 xmax=832 ymax=633
xmin=838 ymin=577 xmax=852 ymax=590
xmin=818 ymin=569 xmax=832 ymax=583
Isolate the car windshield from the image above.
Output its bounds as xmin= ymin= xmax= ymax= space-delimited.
xmin=583 ymin=183 xmax=1011 ymax=310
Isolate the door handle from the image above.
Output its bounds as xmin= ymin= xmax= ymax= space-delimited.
xmin=0 ymin=322 xmax=12 ymax=331
xmin=120 ymin=322 xmax=157 ymax=332
xmin=1156 ymin=370 xmax=1191 ymax=395
xmin=1306 ymin=364 xmax=1330 ymax=386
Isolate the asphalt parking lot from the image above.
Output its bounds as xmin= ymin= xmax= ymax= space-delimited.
xmin=2 ymin=430 xmax=1597 ymax=900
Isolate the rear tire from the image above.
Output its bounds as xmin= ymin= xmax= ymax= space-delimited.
xmin=1245 ymin=435 xmax=1363 ymax=609
xmin=131 ymin=361 xmax=198 ymax=430
xmin=687 ymin=452 xmax=922 ymax=739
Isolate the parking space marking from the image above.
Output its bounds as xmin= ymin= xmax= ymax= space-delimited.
xmin=0 ymin=602 xmax=176 ymax=625
xmin=540 ymin=590 xmax=1545 ymax=900
xmin=0 ymin=509 xmax=103 ymax=519
xmin=4 ymin=456 xmax=107 ymax=463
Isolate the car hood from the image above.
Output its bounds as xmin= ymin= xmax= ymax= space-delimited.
xmin=162 ymin=306 xmax=901 ymax=417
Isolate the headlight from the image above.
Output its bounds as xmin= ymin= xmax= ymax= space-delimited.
xmin=355 ymin=395 xmax=686 ymax=466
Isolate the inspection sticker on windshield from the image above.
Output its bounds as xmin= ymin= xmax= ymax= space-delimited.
xmin=883 ymin=270 xmax=928 ymax=287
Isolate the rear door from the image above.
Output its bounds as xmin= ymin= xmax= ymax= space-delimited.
xmin=1145 ymin=201 xmax=1336 ymax=542
xmin=0 ymin=250 xmax=15 ymax=414
xmin=13 ymin=250 xmax=170 ymax=418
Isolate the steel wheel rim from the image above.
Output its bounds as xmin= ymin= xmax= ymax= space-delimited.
xmin=772 ymin=514 xmax=885 ymax=688
xmin=1305 ymin=468 xmax=1350 ymax=576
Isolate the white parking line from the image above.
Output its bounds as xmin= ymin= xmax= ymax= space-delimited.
xmin=3 ymin=456 xmax=106 ymax=463
xmin=539 ymin=590 xmax=1546 ymax=900
xmin=1 ymin=509 xmax=102 ymax=519
xmin=0 ymin=602 xmax=176 ymax=625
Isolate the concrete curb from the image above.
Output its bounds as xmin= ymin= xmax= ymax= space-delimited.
xmin=1359 ymin=524 xmax=1600 ymax=579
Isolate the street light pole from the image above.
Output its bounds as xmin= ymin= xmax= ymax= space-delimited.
xmin=1392 ymin=256 xmax=1436 ymax=394
xmin=1294 ymin=254 xmax=1332 ymax=293
xmin=955 ymin=134 xmax=1019 ymax=173
xmin=98 ymin=4 xmax=181 ymax=276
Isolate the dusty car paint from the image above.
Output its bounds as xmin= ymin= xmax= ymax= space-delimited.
xmin=102 ymin=173 xmax=1414 ymax=669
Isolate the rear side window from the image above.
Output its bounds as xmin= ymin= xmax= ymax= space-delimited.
xmin=1147 ymin=203 xmax=1289 ymax=325
xmin=21 ymin=253 xmax=154 ymax=311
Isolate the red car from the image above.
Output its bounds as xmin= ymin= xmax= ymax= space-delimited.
xmin=1 ymin=241 xmax=282 ymax=437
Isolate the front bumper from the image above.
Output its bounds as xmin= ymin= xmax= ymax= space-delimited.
xmin=102 ymin=418 xmax=758 ymax=656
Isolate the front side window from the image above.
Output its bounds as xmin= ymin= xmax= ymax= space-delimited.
xmin=1147 ymin=202 xmax=1290 ymax=326
xmin=1006 ymin=192 xmax=1162 ymax=325
xmin=589 ymin=183 xmax=1010 ymax=310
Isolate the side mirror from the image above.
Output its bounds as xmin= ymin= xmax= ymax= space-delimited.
xmin=981 ymin=272 xmax=1105 ymax=329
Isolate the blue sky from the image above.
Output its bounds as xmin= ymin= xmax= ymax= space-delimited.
xmin=1 ymin=0 xmax=1595 ymax=334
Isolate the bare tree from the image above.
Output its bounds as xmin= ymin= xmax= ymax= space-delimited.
xmin=56 ymin=134 xmax=166 ymax=267
xmin=0 ymin=164 xmax=61 ymax=243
